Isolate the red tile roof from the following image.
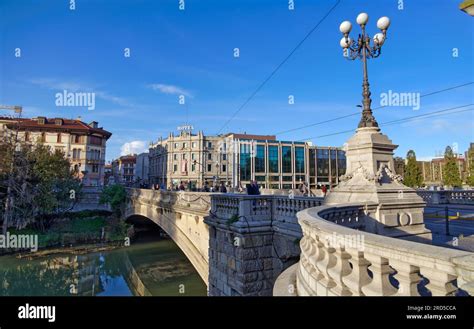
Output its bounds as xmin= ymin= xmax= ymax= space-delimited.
xmin=0 ymin=116 xmax=112 ymax=138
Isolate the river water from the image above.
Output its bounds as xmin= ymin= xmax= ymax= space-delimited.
xmin=0 ymin=237 xmax=207 ymax=296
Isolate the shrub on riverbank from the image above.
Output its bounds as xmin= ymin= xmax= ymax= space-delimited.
xmin=6 ymin=210 xmax=132 ymax=250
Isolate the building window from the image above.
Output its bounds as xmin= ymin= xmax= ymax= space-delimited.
xmin=207 ymin=164 xmax=212 ymax=172
xmin=40 ymin=132 xmax=46 ymax=143
xmin=208 ymin=153 xmax=212 ymax=160
xmin=282 ymin=146 xmax=292 ymax=173
xmin=295 ymin=147 xmax=305 ymax=173
xmin=183 ymin=142 xmax=187 ymax=148
xmin=240 ymin=144 xmax=251 ymax=181
xmin=330 ymin=149 xmax=337 ymax=178
xmin=24 ymin=132 xmax=30 ymax=142
xmin=309 ymin=149 xmax=316 ymax=177
xmin=255 ymin=145 xmax=265 ymax=173
xmin=222 ymin=154 xmax=227 ymax=161
xmin=207 ymin=142 xmax=212 ymax=148
xmin=173 ymin=164 xmax=177 ymax=172
xmin=174 ymin=143 xmax=178 ymax=149
xmin=192 ymin=142 xmax=197 ymax=148
xmin=90 ymin=136 xmax=102 ymax=145
xmin=72 ymin=149 xmax=81 ymax=160
xmin=182 ymin=154 xmax=186 ymax=160
xmin=222 ymin=164 xmax=226 ymax=172
xmin=268 ymin=145 xmax=279 ymax=173
xmin=337 ymin=150 xmax=346 ymax=176
xmin=174 ymin=154 xmax=178 ymax=160
xmin=73 ymin=135 xmax=81 ymax=143
xmin=57 ymin=133 xmax=62 ymax=143
xmin=191 ymin=164 xmax=196 ymax=172
xmin=191 ymin=153 xmax=195 ymax=160
xmin=317 ymin=149 xmax=330 ymax=177
xmin=92 ymin=165 xmax=99 ymax=173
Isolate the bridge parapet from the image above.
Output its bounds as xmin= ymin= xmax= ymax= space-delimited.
xmin=274 ymin=204 xmax=474 ymax=296
xmin=206 ymin=194 xmax=323 ymax=296
xmin=417 ymin=189 xmax=474 ymax=205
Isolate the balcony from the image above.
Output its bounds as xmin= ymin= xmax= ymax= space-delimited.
xmin=86 ymin=158 xmax=105 ymax=165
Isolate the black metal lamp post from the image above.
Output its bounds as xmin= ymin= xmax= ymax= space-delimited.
xmin=339 ymin=13 xmax=391 ymax=129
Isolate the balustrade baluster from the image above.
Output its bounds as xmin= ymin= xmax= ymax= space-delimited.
xmin=419 ymin=267 xmax=457 ymax=296
xmin=390 ymin=260 xmax=421 ymax=296
xmin=361 ymin=255 xmax=397 ymax=296
xmin=342 ymin=249 xmax=371 ymax=296
xmin=327 ymin=246 xmax=352 ymax=296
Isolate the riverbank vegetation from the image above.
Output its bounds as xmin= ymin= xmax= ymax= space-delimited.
xmin=4 ymin=209 xmax=132 ymax=254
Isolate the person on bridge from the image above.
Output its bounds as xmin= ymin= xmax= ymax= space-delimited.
xmin=219 ymin=182 xmax=227 ymax=193
xmin=321 ymin=185 xmax=327 ymax=197
xmin=247 ymin=180 xmax=260 ymax=195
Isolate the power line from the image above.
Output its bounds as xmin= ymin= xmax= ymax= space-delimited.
xmin=216 ymin=0 xmax=342 ymax=134
xmin=297 ymin=103 xmax=474 ymax=141
xmin=275 ymin=81 xmax=474 ymax=136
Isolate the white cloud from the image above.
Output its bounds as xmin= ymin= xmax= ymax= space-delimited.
xmin=120 ymin=140 xmax=147 ymax=155
xmin=148 ymin=83 xmax=192 ymax=97
xmin=29 ymin=78 xmax=133 ymax=107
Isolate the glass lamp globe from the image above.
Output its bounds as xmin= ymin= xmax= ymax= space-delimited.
xmin=356 ymin=13 xmax=369 ymax=25
xmin=377 ymin=16 xmax=390 ymax=30
xmin=373 ymin=33 xmax=385 ymax=45
xmin=339 ymin=21 xmax=352 ymax=34
xmin=340 ymin=37 xmax=351 ymax=48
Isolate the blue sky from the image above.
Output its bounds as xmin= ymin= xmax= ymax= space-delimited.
xmin=1 ymin=0 xmax=473 ymax=161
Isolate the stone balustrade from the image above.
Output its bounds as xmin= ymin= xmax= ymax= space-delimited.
xmin=128 ymin=188 xmax=212 ymax=215
xmin=417 ymin=189 xmax=474 ymax=205
xmin=274 ymin=204 xmax=474 ymax=296
xmin=211 ymin=194 xmax=323 ymax=237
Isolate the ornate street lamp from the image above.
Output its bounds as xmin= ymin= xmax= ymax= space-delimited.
xmin=339 ymin=13 xmax=391 ymax=129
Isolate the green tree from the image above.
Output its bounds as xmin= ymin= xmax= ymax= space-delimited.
xmin=99 ymin=184 xmax=127 ymax=217
xmin=403 ymin=150 xmax=423 ymax=187
xmin=466 ymin=146 xmax=474 ymax=187
xmin=0 ymin=138 xmax=81 ymax=233
xmin=442 ymin=146 xmax=462 ymax=188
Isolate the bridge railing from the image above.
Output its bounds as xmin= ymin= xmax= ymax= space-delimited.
xmin=128 ymin=189 xmax=213 ymax=215
xmin=210 ymin=194 xmax=324 ymax=237
xmin=292 ymin=204 xmax=474 ymax=296
xmin=417 ymin=189 xmax=474 ymax=205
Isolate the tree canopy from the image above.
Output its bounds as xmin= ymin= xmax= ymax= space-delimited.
xmin=403 ymin=150 xmax=423 ymax=188
xmin=1 ymin=135 xmax=81 ymax=234
xmin=442 ymin=146 xmax=462 ymax=188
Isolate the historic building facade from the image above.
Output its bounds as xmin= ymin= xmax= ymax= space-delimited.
xmin=148 ymin=130 xmax=345 ymax=190
xmin=0 ymin=116 xmax=111 ymax=186
xmin=112 ymin=154 xmax=137 ymax=186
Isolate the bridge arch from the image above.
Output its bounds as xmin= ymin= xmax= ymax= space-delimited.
xmin=125 ymin=192 xmax=210 ymax=286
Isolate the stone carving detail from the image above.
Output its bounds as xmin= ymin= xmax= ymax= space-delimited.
xmin=375 ymin=164 xmax=403 ymax=184
xmin=340 ymin=163 xmax=402 ymax=184
xmin=339 ymin=163 xmax=375 ymax=183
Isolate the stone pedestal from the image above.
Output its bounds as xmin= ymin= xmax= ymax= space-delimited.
xmin=325 ymin=127 xmax=432 ymax=241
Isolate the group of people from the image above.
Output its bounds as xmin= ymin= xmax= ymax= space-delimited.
xmin=150 ymin=180 xmax=329 ymax=197
xmin=150 ymin=180 xmax=261 ymax=195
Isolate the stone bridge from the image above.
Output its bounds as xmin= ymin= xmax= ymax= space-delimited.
xmin=126 ymin=189 xmax=211 ymax=283
xmin=126 ymin=188 xmax=322 ymax=295
xmin=126 ymin=188 xmax=474 ymax=296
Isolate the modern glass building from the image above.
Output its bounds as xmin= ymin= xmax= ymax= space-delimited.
xmin=232 ymin=136 xmax=345 ymax=190
xmin=149 ymin=130 xmax=345 ymax=191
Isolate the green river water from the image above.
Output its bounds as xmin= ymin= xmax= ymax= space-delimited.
xmin=0 ymin=238 xmax=207 ymax=296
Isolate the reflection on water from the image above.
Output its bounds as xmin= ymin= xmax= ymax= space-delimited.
xmin=0 ymin=239 xmax=207 ymax=296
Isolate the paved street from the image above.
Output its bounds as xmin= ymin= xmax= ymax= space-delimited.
xmin=424 ymin=206 xmax=474 ymax=251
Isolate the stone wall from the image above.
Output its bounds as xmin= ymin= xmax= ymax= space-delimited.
xmin=205 ymin=194 xmax=322 ymax=296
